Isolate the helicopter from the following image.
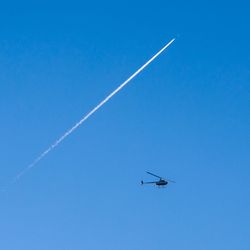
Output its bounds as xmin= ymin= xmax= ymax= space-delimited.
xmin=141 ymin=171 xmax=175 ymax=187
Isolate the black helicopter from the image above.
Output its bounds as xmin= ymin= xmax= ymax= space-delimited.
xmin=141 ymin=171 xmax=175 ymax=187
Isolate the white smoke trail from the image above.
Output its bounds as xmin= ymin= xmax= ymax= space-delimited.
xmin=12 ymin=38 xmax=175 ymax=183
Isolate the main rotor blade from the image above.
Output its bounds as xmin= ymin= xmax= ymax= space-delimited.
xmin=166 ymin=179 xmax=176 ymax=183
xmin=146 ymin=171 xmax=162 ymax=179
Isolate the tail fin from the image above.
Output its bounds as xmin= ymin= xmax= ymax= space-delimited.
xmin=141 ymin=180 xmax=144 ymax=185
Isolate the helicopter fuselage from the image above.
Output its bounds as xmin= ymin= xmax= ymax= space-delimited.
xmin=156 ymin=180 xmax=168 ymax=186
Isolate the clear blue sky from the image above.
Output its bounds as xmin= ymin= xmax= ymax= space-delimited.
xmin=0 ymin=1 xmax=249 ymax=249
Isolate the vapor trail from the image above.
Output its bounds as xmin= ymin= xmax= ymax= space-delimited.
xmin=12 ymin=38 xmax=175 ymax=183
